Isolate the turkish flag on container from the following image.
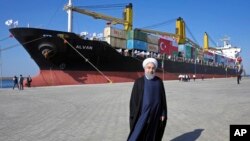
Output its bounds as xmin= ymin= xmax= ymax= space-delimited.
xmin=159 ymin=37 xmax=178 ymax=55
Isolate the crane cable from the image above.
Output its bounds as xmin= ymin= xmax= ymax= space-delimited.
xmin=2 ymin=34 xmax=113 ymax=83
xmin=207 ymin=33 xmax=217 ymax=47
xmin=60 ymin=36 xmax=113 ymax=83
xmin=142 ymin=18 xmax=177 ymax=29
xmin=0 ymin=36 xmax=12 ymax=42
xmin=185 ymin=23 xmax=201 ymax=47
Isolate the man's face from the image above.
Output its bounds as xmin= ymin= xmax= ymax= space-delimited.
xmin=144 ymin=62 xmax=156 ymax=74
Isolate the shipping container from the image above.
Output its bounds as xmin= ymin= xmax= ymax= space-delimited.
xmin=178 ymin=45 xmax=185 ymax=52
xmin=178 ymin=44 xmax=192 ymax=58
xmin=105 ymin=37 xmax=127 ymax=49
xmin=104 ymin=27 xmax=127 ymax=39
xmin=190 ymin=47 xmax=198 ymax=59
xmin=227 ymin=58 xmax=235 ymax=66
xmin=215 ymin=54 xmax=231 ymax=65
xmin=127 ymin=39 xmax=148 ymax=51
xmin=172 ymin=51 xmax=179 ymax=57
xmin=185 ymin=45 xmax=192 ymax=58
xmin=147 ymin=34 xmax=159 ymax=45
xmin=203 ymin=51 xmax=214 ymax=62
xmin=147 ymin=43 xmax=159 ymax=53
xmin=227 ymin=58 xmax=235 ymax=67
xmin=215 ymin=54 xmax=221 ymax=63
xmin=127 ymin=30 xmax=147 ymax=42
xmin=220 ymin=56 xmax=226 ymax=65
xmin=228 ymin=58 xmax=235 ymax=63
xmin=197 ymin=48 xmax=204 ymax=60
xmin=225 ymin=58 xmax=229 ymax=66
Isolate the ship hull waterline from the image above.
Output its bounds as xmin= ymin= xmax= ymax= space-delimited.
xmin=31 ymin=70 xmax=235 ymax=87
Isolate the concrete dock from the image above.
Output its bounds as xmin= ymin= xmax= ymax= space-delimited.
xmin=0 ymin=77 xmax=249 ymax=141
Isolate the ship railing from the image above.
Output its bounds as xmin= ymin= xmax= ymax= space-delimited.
xmin=128 ymin=50 xmax=235 ymax=70
xmin=129 ymin=50 xmax=163 ymax=59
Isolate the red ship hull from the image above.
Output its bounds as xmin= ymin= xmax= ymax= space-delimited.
xmin=30 ymin=70 xmax=235 ymax=87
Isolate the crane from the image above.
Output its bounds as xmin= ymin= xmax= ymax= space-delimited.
xmin=203 ymin=32 xmax=225 ymax=52
xmin=136 ymin=17 xmax=200 ymax=48
xmin=64 ymin=0 xmax=133 ymax=32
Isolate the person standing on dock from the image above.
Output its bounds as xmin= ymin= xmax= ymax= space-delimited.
xmin=236 ymin=62 xmax=243 ymax=84
xmin=18 ymin=75 xmax=24 ymax=90
xmin=201 ymin=74 xmax=204 ymax=80
xmin=12 ymin=75 xmax=18 ymax=89
xmin=128 ymin=58 xmax=167 ymax=141
xmin=193 ymin=74 xmax=196 ymax=81
xmin=26 ymin=75 xmax=32 ymax=87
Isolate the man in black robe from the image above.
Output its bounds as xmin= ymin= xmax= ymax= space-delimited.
xmin=128 ymin=58 xmax=167 ymax=141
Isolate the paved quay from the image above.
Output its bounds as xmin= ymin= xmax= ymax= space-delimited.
xmin=0 ymin=77 xmax=249 ymax=141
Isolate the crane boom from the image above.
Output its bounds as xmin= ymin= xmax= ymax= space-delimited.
xmin=136 ymin=18 xmax=201 ymax=49
xmin=64 ymin=1 xmax=133 ymax=31
xmin=71 ymin=7 xmax=126 ymax=24
xmin=135 ymin=28 xmax=178 ymax=38
xmin=137 ymin=28 xmax=200 ymax=48
xmin=185 ymin=38 xmax=200 ymax=48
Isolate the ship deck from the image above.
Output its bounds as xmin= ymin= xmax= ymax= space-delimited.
xmin=0 ymin=77 xmax=249 ymax=140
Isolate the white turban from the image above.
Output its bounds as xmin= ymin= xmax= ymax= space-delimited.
xmin=142 ymin=58 xmax=158 ymax=68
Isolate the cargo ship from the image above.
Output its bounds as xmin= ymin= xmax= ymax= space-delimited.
xmin=9 ymin=0 xmax=242 ymax=86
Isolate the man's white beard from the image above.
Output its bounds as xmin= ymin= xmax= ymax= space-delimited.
xmin=145 ymin=73 xmax=155 ymax=80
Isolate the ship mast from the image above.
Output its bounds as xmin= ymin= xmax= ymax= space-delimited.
xmin=67 ymin=0 xmax=73 ymax=32
xmin=220 ymin=36 xmax=230 ymax=47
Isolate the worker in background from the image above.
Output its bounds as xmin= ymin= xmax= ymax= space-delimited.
xmin=12 ymin=75 xmax=18 ymax=90
xmin=236 ymin=62 xmax=243 ymax=84
xmin=18 ymin=74 xmax=24 ymax=90
xmin=26 ymin=75 xmax=32 ymax=87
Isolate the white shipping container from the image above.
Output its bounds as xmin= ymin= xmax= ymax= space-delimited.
xmin=161 ymin=36 xmax=175 ymax=42
xmin=203 ymin=52 xmax=214 ymax=60
xmin=104 ymin=27 xmax=127 ymax=39
xmin=147 ymin=34 xmax=159 ymax=45
xmin=147 ymin=43 xmax=159 ymax=53
xmin=105 ymin=37 xmax=127 ymax=49
xmin=160 ymin=36 xmax=178 ymax=47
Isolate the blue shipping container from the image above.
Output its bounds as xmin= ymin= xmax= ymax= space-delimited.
xmin=185 ymin=45 xmax=192 ymax=59
xmin=178 ymin=44 xmax=192 ymax=58
xmin=191 ymin=47 xmax=198 ymax=59
xmin=127 ymin=39 xmax=148 ymax=51
xmin=215 ymin=54 xmax=219 ymax=63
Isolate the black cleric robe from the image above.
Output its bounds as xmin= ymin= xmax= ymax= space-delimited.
xmin=128 ymin=76 xmax=167 ymax=141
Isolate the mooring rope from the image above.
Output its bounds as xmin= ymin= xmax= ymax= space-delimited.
xmin=0 ymin=35 xmax=12 ymax=42
xmin=0 ymin=36 xmax=46 ymax=51
xmin=61 ymin=37 xmax=113 ymax=83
